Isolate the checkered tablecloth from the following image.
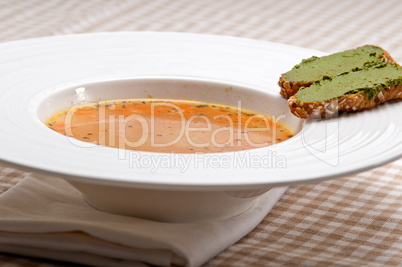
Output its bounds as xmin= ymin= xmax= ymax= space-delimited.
xmin=0 ymin=0 xmax=401 ymax=266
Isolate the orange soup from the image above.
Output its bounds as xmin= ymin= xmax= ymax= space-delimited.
xmin=45 ymin=99 xmax=294 ymax=153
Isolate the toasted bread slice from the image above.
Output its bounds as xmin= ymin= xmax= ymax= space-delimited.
xmin=288 ymin=63 xmax=402 ymax=118
xmin=279 ymin=45 xmax=396 ymax=99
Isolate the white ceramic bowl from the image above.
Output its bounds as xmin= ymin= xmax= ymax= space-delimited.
xmin=0 ymin=32 xmax=401 ymax=222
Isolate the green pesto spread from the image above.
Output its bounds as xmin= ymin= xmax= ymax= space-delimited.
xmin=295 ymin=63 xmax=402 ymax=102
xmin=282 ymin=45 xmax=385 ymax=83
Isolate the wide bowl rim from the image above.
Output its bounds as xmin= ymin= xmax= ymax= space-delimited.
xmin=0 ymin=31 xmax=400 ymax=191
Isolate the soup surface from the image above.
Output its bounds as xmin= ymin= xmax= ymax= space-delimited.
xmin=45 ymin=99 xmax=294 ymax=153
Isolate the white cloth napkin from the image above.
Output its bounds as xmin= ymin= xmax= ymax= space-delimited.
xmin=0 ymin=175 xmax=287 ymax=267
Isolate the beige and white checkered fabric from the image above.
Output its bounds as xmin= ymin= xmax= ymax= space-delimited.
xmin=0 ymin=0 xmax=401 ymax=266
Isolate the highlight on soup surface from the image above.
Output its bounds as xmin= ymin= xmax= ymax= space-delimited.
xmin=45 ymin=99 xmax=294 ymax=153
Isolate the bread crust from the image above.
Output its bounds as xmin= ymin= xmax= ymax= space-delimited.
xmin=278 ymin=77 xmax=311 ymax=99
xmin=279 ymin=46 xmax=396 ymax=99
xmin=288 ymin=84 xmax=402 ymax=119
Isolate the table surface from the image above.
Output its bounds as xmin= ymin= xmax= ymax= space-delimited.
xmin=0 ymin=0 xmax=401 ymax=266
